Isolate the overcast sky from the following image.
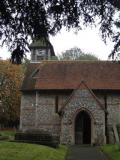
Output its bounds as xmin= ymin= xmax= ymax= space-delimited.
xmin=0 ymin=26 xmax=114 ymax=60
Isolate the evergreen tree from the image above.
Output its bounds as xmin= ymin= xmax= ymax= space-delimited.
xmin=0 ymin=0 xmax=119 ymax=63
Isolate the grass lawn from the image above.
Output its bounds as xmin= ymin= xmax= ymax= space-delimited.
xmin=101 ymin=144 xmax=120 ymax=160
xmin=0 ymin=130 xmax=16 ymax=137
xmin=0 ymin=141 xmax=67 ymax=160
xmin=0 ymin=130 xmax=16 ymax=141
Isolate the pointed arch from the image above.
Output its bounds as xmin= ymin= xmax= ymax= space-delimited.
xmin=74 ymin=109 xmax=92 ymax=144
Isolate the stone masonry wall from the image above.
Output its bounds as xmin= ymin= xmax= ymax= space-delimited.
xmin=58 ymin=95 xmax=69 ymax=111
xmin=96 ymin=93 xmax=120 ymax=125
xmin=94 ymin=93 xmax=120 ymax=143
xmin=107 ymin=95 xmax=120 ymax=143
xmin=36 ymin=94 xmax=60 ymax=135
xmin=60 ymin=89 xmax=105 ymax=145
xmin=20 ymin=90 xmax=120 ymax=144
xmin=107 ymin=95 xmax=120 ymax=125
xmin=20 ymin=92 xmax=36 ymax=130
xmin=20 ymin=92 xmax=69 ymax=136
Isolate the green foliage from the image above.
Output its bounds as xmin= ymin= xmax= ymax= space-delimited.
xmin=0 ymin=142 xmax=67 ymax=160
xmin=0 ymin=0 xmax=119 ymax=62
xmin=0 ymin=60 xmax=24 ymax=128
xmin=101 ymin=144 xmax=120 ymax=160
xmin=59 ymin=47 xmax=98 ymax=60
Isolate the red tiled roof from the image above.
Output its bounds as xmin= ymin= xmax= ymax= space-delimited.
xmin=21 ymin=61 xmax=120 ymax=91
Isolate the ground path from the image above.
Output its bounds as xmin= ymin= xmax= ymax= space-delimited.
xmin=66 ymin=145 xmax=107 ymax=160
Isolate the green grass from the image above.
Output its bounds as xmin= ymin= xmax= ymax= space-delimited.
xmin=0 ymin=141 xmax=67 ymax=160
xmin=0 ymin=130 xmax=16 ymax=140
xmin=101 ymin=144 xmax=120 ymax=160
xmin=0 ymin=130 xmax=16 ymax=137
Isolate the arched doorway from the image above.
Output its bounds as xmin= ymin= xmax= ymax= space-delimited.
xmin=75 ymin=110 xmax=91 ymax=144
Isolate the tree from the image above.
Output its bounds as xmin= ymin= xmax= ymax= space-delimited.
xmin=59 ymin=47 xmax=98 ymax=60
xmin=0 ymin=60 xmax=24 ymax=128
xmin=22 ymin=57 xmax=30 ymax=72
xmin=0 ymin=0 xmax=120 ymax=63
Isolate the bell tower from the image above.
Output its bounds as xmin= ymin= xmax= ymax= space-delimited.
xmin=29 ymin=38 xmax=55 ymax=63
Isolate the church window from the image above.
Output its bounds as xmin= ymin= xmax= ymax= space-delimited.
xmin=55 ymin=96 xmax=59 ymax=113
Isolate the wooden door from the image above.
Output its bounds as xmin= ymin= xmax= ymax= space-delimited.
xmin=75 ymin=111 xmax=91 ymax=144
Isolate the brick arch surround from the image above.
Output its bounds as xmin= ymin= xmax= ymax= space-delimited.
xmin=60 ymin=89 xmax=106 ymax=145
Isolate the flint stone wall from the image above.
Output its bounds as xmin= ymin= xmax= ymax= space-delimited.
xmin=96 ymin=93 xmax=120 ymax=125
xmin=20 ymin=91 xmax=120 ymax=145
xmin=20 ymin=92 xmax=36 ymax=130
xmin=60 ymin=89 xmax=105 ymax=145
xmin=95 ymin=93 xmax=120 ymax=143
xmin=20 ymin=92 xmax=68 ymax=136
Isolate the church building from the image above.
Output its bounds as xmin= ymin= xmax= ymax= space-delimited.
xmin=20 ymin=39 xmax=120 ymax=145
